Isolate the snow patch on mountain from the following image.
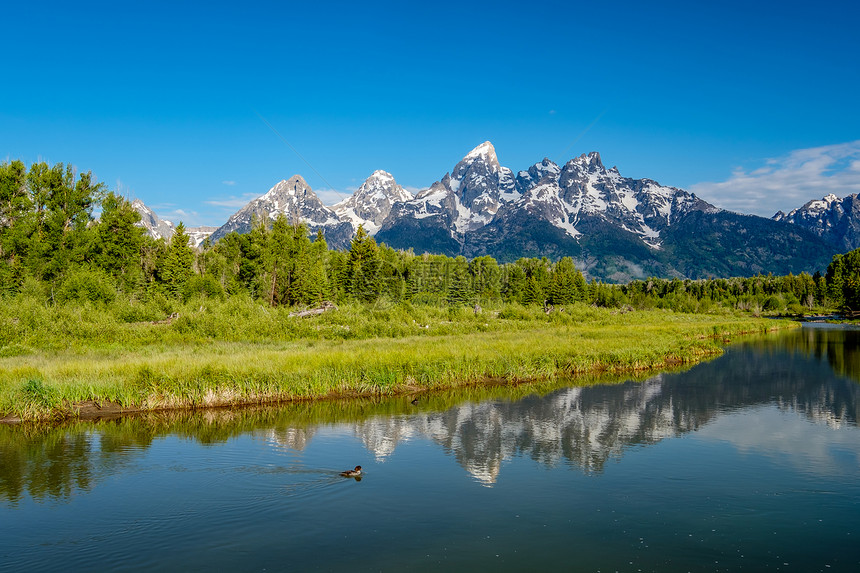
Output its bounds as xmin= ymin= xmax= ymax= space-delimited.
xmin=773 ymin=193 xmax=860 ymax=251
xmin=377 ymin=141 xmax=522 ymax=238
xmin=508 ymin=152 xmax=710 ymax=248
xmin=130 ymin=199 xmax=215 ymax=247
xmin=132 ymin=199 xmax=175 ymax=241
xmin=209 ymin=175 xmax=353 ymax=247
xmin=334 ymin=170 xmax=412 ymax=235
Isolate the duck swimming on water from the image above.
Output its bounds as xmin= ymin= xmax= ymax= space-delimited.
xmin=340 ymin=465 xmax=362 ymax=478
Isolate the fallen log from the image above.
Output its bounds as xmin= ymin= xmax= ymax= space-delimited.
xmin=289 ymin=301 xmax=338 ymax=318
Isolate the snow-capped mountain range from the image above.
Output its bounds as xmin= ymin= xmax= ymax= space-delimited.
xmin=377 ymin=142 xmax=710 ymax=249
xmin=132 ymin=141 xmax=850 ymax=279
xmin=773 ymin=193 xmax=860 ymax=252
xmin=482 ymin=148 xmax=713 ymax=249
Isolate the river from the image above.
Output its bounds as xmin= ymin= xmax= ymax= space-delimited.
xmin=1 ymin=324 xmax=858 ymax=572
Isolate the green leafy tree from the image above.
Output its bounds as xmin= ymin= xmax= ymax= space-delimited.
xmin=826 ymin=249 xmax=860 ymax=310
xmin=20 ymin=162 xmax=103 ymax=281
xmin=203 ymin=232 xmax=245 ymax=295
xmin=92 ymin=192 xmax=145 ymax=291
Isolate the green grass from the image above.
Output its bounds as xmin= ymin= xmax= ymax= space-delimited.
xmin=0 ymin=295 xmax=795 ymax=421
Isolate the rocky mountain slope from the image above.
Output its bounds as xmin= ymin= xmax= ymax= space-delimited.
xmin=333 ymin=170 xmax=412 ymax=235
xmin=773 ymin=193 xmax=860 ymax=252
xmin=134 ymin=141 xmax=848 ymax=279
xmin=132 ymin=199 xmax=175 ymax=240
xmin=376 ymin=144 xmax=716 ymax=259
xmin=131 ymin=199 xmax=215 ymax=248
xmin=208 ymin=175 xmax=353 ymax=248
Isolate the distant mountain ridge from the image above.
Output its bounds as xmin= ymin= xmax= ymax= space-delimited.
xmin=132 ymin=141 xmax=853 ymax=280
xmin=773 ymin=193 xmax=860 ymax=252
xmin=130 ymin=199 xmax=215 ymax=248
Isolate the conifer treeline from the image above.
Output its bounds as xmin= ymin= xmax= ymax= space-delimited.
xmin=1 ymin=160 xmax=857 ymax=312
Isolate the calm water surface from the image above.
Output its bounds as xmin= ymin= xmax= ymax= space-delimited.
xmin=1 ymin=324 xmax=859 ymax=572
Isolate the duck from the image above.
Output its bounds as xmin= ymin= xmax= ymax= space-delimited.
xmin=340 ymin=465 xmax=362 ymax=478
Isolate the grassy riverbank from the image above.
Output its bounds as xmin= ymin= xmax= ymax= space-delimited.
xmin=0 ymin=296 xmax=793 ymax=421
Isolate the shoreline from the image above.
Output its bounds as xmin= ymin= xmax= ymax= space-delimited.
xmin=0 ymin=315 xmax=794 ymax=424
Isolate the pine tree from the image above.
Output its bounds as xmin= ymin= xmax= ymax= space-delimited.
xmin=521 ymin=275 xmax=545 ymax=306
xmin=0 ymin=161 xmax=30 ymax=291
xmin=346 ymin=225 xmax=381 ymax=302
xmin=377 ymin=244 xmax=407 ymax=302
xmin=826 ymin=249 xmax=860 ymax=311
xmin=573 ymin=269 xmax=588 ymax=301
xmin=447 ymin=256 xmax=473 ymax=305
xmin=502 ymin=264 xmax=526 ymax=303
xmin=161 ymin=222 xmax=195 ymax=298
xmin=326 ymin=249 xmax=349 ymax=302
xmin=469 ymin=255 xmax=501 ymax=302
xmin=22 ymin=162 xmax=102 ymax=281
xmin=287 ymin=222 xmax=329 ymax=306
xmin=266 ymin=215 xmax=293 ymax=305
xmin=549 ymin=257 xmax=578 ymax=305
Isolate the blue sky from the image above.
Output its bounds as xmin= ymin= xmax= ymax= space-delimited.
xmin=2 ymin=0 xmax=858 ymax=226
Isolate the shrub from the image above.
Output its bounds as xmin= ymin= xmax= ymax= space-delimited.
xmin=55 ymin=267 xmax=117 ymax=304
xmin=182 ymin=275 xmax=225 ymax=302
xmin=763 ymin=295 xmax=784 ymax=312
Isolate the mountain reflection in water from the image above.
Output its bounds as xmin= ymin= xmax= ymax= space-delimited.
xmin=1 ymin=324 xmax=858 ymax=502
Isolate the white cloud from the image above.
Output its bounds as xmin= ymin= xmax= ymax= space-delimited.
xmin=690 ymin=140 xmax=860 ymax=217
xmin=204 ymin=193 xmax=260 ymax=209
xmin=697 ymin=406 xmax=860 ymax=477
xmin=222 ymin=180 xmax=236 ymax=186
xmin=159 ymin=208 xmax=203 ymax=227
xmin=315 ymin=187 xmax=355 ymax=206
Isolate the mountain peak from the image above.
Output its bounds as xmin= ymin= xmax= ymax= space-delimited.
xmin=333 ymin=169 xmax=411 ymax=235
xmin=772 ymin=192 xmax=860 ymax=251
xmin=263 ymin=175 xmax=311 ymax=200
xmin=464 ymin=141 xmax=497 ymax=161
xmin=453 ymin=141 xmax=502 ymax=181
xmin=368 ymin=169 xmax=395 ymax=182
xmin=211 ymin=174 xmax=353 ymax=247
xmin=581 ymin=151 xmax=603 ymax=169
xmin=286 ymin=174 xmax=310 ymax=190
